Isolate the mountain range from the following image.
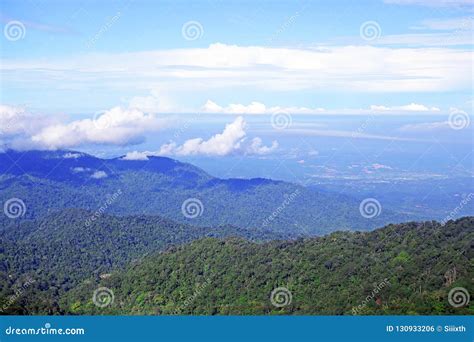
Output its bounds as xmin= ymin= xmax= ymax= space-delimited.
xmin=0 ymin=150 xmax=471 ymax=316
xmin=0 ymin=150 xmax=410 ymax=236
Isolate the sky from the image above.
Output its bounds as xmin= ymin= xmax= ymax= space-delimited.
xmin=0 ymin=0 xmax=473 ymax=181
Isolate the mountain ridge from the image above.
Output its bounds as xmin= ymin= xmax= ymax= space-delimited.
xmin=62 ymin=217 xmax=474 ymax=315
xmin=0 ymin=149 xmax=408 ymax=235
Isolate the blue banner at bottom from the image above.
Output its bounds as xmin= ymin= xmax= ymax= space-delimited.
xmin=0 ymin=316 xmax=472 ymax=342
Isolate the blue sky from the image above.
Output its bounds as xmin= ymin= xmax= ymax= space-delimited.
xmin=0 ymin=0 xmax=472 ymax=179
xmin=1 ymin=0 xmax=472 ymax=112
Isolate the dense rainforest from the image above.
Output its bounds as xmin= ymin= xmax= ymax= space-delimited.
xmin=1 ymin=216 xmax=471 ymax=315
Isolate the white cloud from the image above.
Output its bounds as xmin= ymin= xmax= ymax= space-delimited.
xmin=246 ymin=137 xmax=279 ymax=155
xmin=64 ymin=152 xmax=84 ymax=159
xmin=3 ymin=44 xmax=471 ymax=96
xmin=123 ymin=116 xmax=278 ymax=158
xmin=399 ymin=121 xmax=452 ymax=132
xmin=128 ymin=88 xmax=176 ymax=113
xmin=71 ymin=167 xmax=90 ymax=173
xmin=283 ymin=128 xmax=421 ymax=142
xmin=91 ymin=171 xmax=108 ymax=179
xmin=121 ymin=150 xmax=152 ymax=160
xmin=202 ymin=100 xmax=442 ymax=115
xmin=202 ymin=100 xmax=325 ymax=114
xmin=415 ymin=17 xmax=473 ymax=31
xmin=374 ymin=32 xmax=472 ymax=47
xmin=0 ymin=104 xmax=54 ymax=137
xmin=30 ymin=106 xmax=167 ymax=149
xmin=370 ymin=103 xmax=440 ymax=112
xmin=160 ymin=116 xmax=247 ymax=156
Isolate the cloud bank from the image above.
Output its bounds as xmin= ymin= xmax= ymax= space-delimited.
xmin=3 ymin=44 xmax=471 ymax=96
xmin=123 ymin=116 xmax=278 ymax=159
xmin=0 ymin=105 xmax=167 ymax=150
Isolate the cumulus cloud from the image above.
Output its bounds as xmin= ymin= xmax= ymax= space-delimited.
xmin=202 ymin=100 xmax=442 ymax=115
xmin=0 ymin=104 xmax=54 ymax=137
xmin=30 ymin=106 xmax=166 ymax=150
xmin=123 ymin=116 xmax=278 ymax=159
xmin=202 ymin=100 xmax=325 ymax=114
xmin=246 ymin=137 xmax=279 ymax=155
xmin=163 ymin=116 xmax=246 ymax=156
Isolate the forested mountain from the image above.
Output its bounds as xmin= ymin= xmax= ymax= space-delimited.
xmin=0 ymin=150 xmax=409 ymax=235
xmin=1 ymin=150 xmax=471 ymax=317
xmin=0 ymin=209 xmax=284 ymax=314
xmin=62 ymin=217 xmax=473 ymax=315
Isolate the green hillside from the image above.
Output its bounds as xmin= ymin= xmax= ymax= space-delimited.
xmin=62 ymin=217 xmax=473 ymax=315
